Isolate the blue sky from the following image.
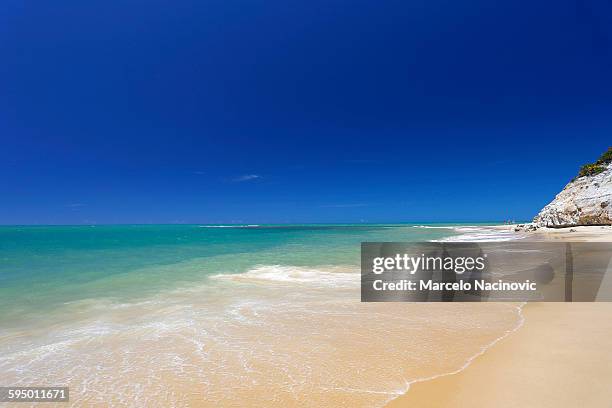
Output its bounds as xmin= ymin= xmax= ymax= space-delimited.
xmin=1 ymin=0 xmax=611 ymax=224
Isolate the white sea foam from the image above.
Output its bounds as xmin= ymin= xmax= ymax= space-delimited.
xmin=0 ymin=278 xmax=525 ymax=407
xmin=413 ymin=225 xmax=455 ymax=229
xmin=212 ymin=264 xmax=359 ymax=288
xmin=434 ymin=226 xmax=524 ymax=242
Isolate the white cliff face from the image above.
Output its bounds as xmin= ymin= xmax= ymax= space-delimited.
xmin=533 ymin=163 xmax=612 ymax=228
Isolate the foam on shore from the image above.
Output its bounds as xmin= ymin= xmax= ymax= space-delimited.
xmin=436 ymin=226 xmax=523 ymax=242
xmin=0 ymin=262 xmax=522 ymax=407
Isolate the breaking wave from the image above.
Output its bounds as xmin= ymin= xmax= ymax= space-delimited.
xmin=212 ymin=264 xmax=359 ymax=288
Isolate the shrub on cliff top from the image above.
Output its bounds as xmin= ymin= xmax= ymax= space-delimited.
xmin=595 ymin=147 xmax=612 ymax=165
xmin=578 ymin=163 xmax=605 ymax=178
xmin=575 ymin=147 xmax=611 ymax=179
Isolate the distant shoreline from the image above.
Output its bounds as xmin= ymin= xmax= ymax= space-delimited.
xmin=489 ymin=224 xmax=612 ymax=242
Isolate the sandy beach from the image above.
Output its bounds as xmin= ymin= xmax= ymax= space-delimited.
xmin=2 ymin=224 xmax=611 ymax=407
xmin=386 ymin=226 xmax=612 ymax=408
xmin=533 ymin=225 xmax=612 ymax=242
xmin=484 ymin=224 xmax=612 ymax=242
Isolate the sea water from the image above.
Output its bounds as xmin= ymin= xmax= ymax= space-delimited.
xmin=0 ymin=224 xmax=522 ymax=407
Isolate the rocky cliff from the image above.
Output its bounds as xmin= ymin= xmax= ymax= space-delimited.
xmin=533 ymin=160 xmax=612 ymax=228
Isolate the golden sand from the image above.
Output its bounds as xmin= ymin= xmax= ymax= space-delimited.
xmin=386 ymin=226 xmax=612 ymax=408
xmin=386 ymin=303 xmax=612 ymax=408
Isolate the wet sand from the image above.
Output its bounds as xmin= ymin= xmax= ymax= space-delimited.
xmin=0 ymin=272 xmax=524 ymax=407
xmin=387 ymin=226 xmax=612 ymax=408
xmin=386 ymin=303 xmax=612 ymax=408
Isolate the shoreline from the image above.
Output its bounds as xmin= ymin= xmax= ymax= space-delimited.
xmin=383 ymin=302 xmax=526 ymax=406
xmin=386 ymin=302 xmax=612 ymax=408
xmin=386 ymin=224 xmax=612 ymax=408
xmin=477 ymin=224 xmax=612 ymax=242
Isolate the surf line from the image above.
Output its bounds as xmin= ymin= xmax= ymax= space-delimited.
xmin=383 ymin=302 xmax=527 ymax=406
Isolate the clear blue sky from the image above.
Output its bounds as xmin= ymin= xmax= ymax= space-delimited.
xmin=1 ymin=0 xmax=611 ymax=224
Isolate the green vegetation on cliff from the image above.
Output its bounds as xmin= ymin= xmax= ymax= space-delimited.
xmin=577 ymin=147 xmax=612 ymax=179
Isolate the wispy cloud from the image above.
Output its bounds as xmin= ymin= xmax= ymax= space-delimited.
xmin=193 ymin=171 xmax=206 ymax=175
xmin=66 ymin=203 xmax=85 ymax=208
xmin=231 ymin=174 xmax=261 ymax=182
xmin=319 ymin=203 xmax=370 ymax=208
xmin=344 ymin=159 xmax=381 ymax=164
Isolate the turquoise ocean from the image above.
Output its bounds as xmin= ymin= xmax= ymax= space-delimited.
xmin=0 ymin=224 xmax=521 ymax=407
xmin=0 ymin=224 xmax=462 ymax=326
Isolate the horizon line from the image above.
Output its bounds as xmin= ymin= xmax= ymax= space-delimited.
xmin=0 ymin=221 xmax=528 ymax=227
